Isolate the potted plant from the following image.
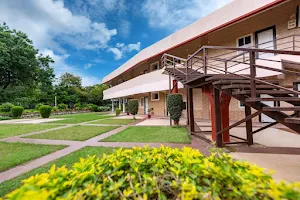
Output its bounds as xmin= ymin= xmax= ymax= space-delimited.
xmin=147 ymin=108 xmax=154 ymax=118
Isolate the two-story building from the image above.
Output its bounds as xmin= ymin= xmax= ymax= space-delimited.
xmin=102 ymin=0 xmax=300 ymax=125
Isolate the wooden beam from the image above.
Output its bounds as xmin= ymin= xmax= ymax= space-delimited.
xmin=188 ymin=88 xmax=195 ymax=133
xmin=245 ymin=105 xmax=254 ymax=145
xmin=213 ymin=87 xmax=222 ymax=147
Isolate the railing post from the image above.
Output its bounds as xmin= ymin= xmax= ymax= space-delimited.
xmin=225 ymin=60 xmax=227 ymax=74
xmin=293 ymin=35 xmax=295 ymax=51
xmin=203 ymin=48 xmax=207 ymax=75
xmin=186 ymin=59 xmax=188 ymax=82
xmin=249 ymin=51 xmax=256 ymax=98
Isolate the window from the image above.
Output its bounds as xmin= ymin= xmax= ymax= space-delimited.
xmin=237 ymin=35 xmax=252 ymax=48
xmin=151 ymin=92 xmax=160 ymax=101
xmin=140 ymin=97 xmax=144 ymax=106
xmin=239 ymin=101 xmax=245 ymax=108
xmin=150 ymin=61 xmax=159 ymax=71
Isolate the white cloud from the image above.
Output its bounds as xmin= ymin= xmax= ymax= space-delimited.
xmin=41 ymin=49 xmax=100 ymax=86
xmin=108 ymin=42 xmax=141 ymax=60
xmin=108 ymin=48 xmax=123 ymax=60
xmin=0 ymin=0 xmax=117 ymax=52
xmin=119 ymin=20 xmax=131 ymax=38
xmin=142 ymin=0 xmax=233 ymax=31
xmin=84 ymin=63 xmax=94 ymax=69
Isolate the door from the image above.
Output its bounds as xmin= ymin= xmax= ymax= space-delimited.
xmin=144 ymin=97 xmax=149 ymax=114
xmin=256 ymin=27 xmax=276 ymax=58
xmin=261 ymin=94 xmax=276 ymax=123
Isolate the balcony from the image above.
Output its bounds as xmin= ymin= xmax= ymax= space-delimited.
xmin=103 ymin=69 xmax=183 ymax=100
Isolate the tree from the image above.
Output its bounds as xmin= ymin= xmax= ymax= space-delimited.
xmin=58 ymin=72 xmax=82 ymax=88
xmin=0 ymin=23 xmax=53 ymax=90
xmin=167 ymin=94 xmax=184 ymax=125
xmin=88 ymin=84 xmax=109 ymax=105
xmin=128 ymin=99 xmax=139 ymax=119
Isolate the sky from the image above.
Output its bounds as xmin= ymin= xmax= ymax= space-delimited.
xmin=0 ymin=0 xmax=232 ymax=86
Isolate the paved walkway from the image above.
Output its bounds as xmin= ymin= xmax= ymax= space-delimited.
xmin=0 ymin=117 xmax=211 ymax=184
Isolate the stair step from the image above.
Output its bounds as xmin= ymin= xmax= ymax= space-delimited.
xmin=285 ymin=117 xmax=300 ymax=124
xmin=222 ymin=84 xmax=275 ymax=89
xmin=213 ymin=80 xmax=279 ymax=85
xmin=233 ymin=90 xmax=293 ymax=95
xmin=246 ymin=97 xmax=300 ymax=102
xmin=263 ymin=107 xmax=300 ymax=111
xmin=206 ymin=75 xmax=247 ymax=81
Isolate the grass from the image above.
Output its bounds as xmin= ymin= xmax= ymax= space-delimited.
xmin=101 ymin=126 xmax=191 ymax=143
xmin=50 ymin=112 xmax=112 ymax=124
xmin=24 ymin=125 xmax=120 ymax=141
xmin=0 ymin=142 xmax=66 ymax=172
xmin=0 ymin=124 xmax=61 ymax=139
xmin=0 ymin=146 xmax=116 ymax=197
xmin=91 ymin=119 xmax=136 ymax=125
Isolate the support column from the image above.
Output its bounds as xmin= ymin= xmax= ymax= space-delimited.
xmin=203 ymin=85 xmax=230 ymax=143
xmin=188 ymin=87 xmax=195 ymax=133
xmin=172 ymin=80 xmax=178 ymax=93
xmin=213 ymin=87 xmax=223 ymax=147
xmin=122 ymin=98 xmax=126 ymax=113
xmin=111 ymin=99 xmax=115 ymax=112
xmin=119 ymin=98 xmax=121 ymax=109
xmin=245 ymin=105 xmax=254 ymax=145
xmin=186 ymin=87 xmax=189 ymax=126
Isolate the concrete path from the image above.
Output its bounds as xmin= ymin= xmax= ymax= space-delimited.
xmin=0 ymin=117 xmax=211 ymax=184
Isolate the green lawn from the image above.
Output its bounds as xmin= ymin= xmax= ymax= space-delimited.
xmin=91 ymin=119 xmax=136 ymax=125
xmin=24 ymin=125 xmax=120 ymax=141
xmin=101 ymin=126 xmax=191 ymax=143
xmin=50 ymin=112 xmax=112 ymax=124
xmin=0 ymin=142 xmax=66 ymax=172
xmin=0 ymin=124 xmax=61 ymax=139
xmin=0 ymin=146 xmax=116 ymax=197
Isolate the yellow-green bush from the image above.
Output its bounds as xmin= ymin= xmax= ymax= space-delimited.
xmin=5 ymin=147 xmax=300 ymax=200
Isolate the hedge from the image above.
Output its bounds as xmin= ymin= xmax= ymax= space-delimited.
xmin=11 ymin=106 xmax=24 ymax=118
xmin=128 ymin=99 xmax=138 ymax=119
xmin=58 ymin=103 xmax=68 ymax=110
xmin=167 ymin=94 xmax=184 ymax=123
xmin=39 ymin=105 xmax=52 ymax=118
xmin=5 ymin=146 xmax=300 ymax=199
xmin=0 ymin=103 xmax=14 ymax=113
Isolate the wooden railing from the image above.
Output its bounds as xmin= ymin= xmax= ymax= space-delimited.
xmin=162 ymin=34 xmax=300 ymax=97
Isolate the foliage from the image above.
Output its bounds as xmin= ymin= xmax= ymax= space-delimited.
xmin=39 ymin=105 xmax=52 ymax=118
xmin=35 ymin=103 xmax=43 ymax=110
xmin=167 ymin=94 xmax=184 ymax=123
xmin=74 ymin=102 xmax=82 ymax=110
xmin=10 ymin=106 xmax=24 ymax=118
xmin=90 ymin=104 xmax=99 ymax=112
xmin=52 ymin=106 xmax=58 ymax=112
xmin=0 ymin=116 xmax=11 ymax=120
xmin=0 ymin=103 xmax=14 ymax=112
xmin=116 ymin=108 xmax=121 ymax=116
xmin=147 ymin=107 xmax=154 ymax=114
xmin=98 ymin=106 xmax=111 ymax=112
xmin=128 ymin=99 xmax=138 ymax=119
xmin=57 ymin=103 xmax=67 ymax=110
xmin=6 ymin=146 xmax=300 ymax=200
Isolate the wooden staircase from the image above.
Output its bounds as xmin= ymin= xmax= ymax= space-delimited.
xmin=162 ymin=34 xmax=300 ymax=147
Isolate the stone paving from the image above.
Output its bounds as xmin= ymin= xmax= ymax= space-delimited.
xmin=0 ymin=116 xmax=211 ymax=184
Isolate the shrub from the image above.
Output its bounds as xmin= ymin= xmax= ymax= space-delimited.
xmin=74 ymin=102 xmax=82 ymax=110
xmin=0 ymin=103 xmax=14 ymax=112
xmin=11 ymin=106 xmax=24 ymax=118
xmin=39 ymin=105 xmax=52 ymax=118
xmin=58 ymin=103 xmax=68 ymax=110
xmin=128 ymin=99 xmax=138 ymax=119
xmin=52 ymin=106 xmax=58 ymax=112
xmin=90 ymin=104 xmax=99 ymax=112
xmin=98 ymin=106 xmax=110 ymax=112
xmin=6 ymin=146 xmax=300 ymax=199
xmin=167 ymin=94 xmax=184 ymax=124
xmin=116 ymin=108 xmax=121 ymax=116
xmin=34 ymin=103 xmax=43 ymax=110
